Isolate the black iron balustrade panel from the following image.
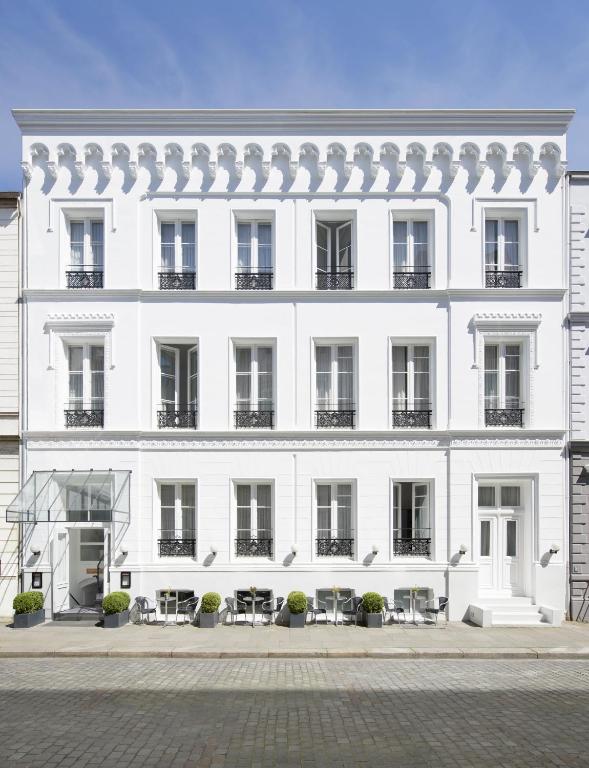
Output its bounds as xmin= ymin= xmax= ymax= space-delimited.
xmin=66 ymin=270 xmax=103 ymax=289
xmin=234 ymin=410 xmax=274 ymax=429
xmin=315 ymin=410 xmax=355 ymax=428
xmin=393 ymin=270 xmax=431 ymax=289
xmin=316 ymin=538 xmax=354 ymax=557
xmin=393 ymin=537 xmax=431 ymax=556
xmin=158 ymin=538 xmax=196 ymax=557
xmin=235 ymin=272 xmax=273 ymax=290
xmin=158 ymin=271 xmax=196 ymax=290
xmin=392 ymin=410 xmax=432 ymax=428
xmin=64 ymin=409 xmax=104 ymax=428
xmin=485 ymin=408 xmax=524 ymax=427
xmin=235 ymin=538 xmax=273 ymax=557
xmin=485 ymin=270 xmax=522 ymax=288
xmin=316 ymin=271 xmax=354 ymax=290
xmin=157 ymin=410 xmax=198 ymax=429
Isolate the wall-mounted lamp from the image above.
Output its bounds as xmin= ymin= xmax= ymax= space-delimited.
xmin=30 ymin=547 xmax=40 ymax=557
xmin=371 ymin=544 xmax=379 ymax=555
xmin=210 ymin=545 xmax=218 ymax=556
xmin=119 ymin=549 xmax=128 ymax=558
xmin=458 ymin=544 xmax=468 ymax=556
xmin=549 ymin=543 xmax=560 ymax=555
xmin=290 ymin=544 xmax=298 ymax=556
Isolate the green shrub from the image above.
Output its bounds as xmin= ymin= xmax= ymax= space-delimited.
xmin=13 ymin=591 xmax=44 ymax=615
xmin=102 ymin=591 xmax=130 ymax=615
xmin=362 ymin=592 xmax=384 ymax=614
xmin=287 ymin=591 xmax=308 ymax=614
xmin=201 ymin=592 xmax=221 ymax=613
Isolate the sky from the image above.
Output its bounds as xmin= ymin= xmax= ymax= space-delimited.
xmin=0 ymin=0 xmax=588 ymax=189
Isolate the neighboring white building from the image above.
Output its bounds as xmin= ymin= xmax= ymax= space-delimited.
xmin=10 ymin=109 xmax=572 ymax=624
xmin=0 ymin=192 xmax=20 ymax=617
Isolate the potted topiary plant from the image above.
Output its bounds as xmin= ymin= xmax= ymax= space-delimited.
xmin=13 ymin=590 xmax=45 ymax=628
xmin=199 ymin=591 xmax=221 ymax=627
xmin=287 ymin=591 xmax=308 ymax=628
xmin=362 ymin=592 xmax=384 ymax=628
xmin=102 ymin=591 xmax=131 ymax=628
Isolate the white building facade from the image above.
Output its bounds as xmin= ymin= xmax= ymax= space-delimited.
xmin=11 ymin=109 xmax=572 ymax=623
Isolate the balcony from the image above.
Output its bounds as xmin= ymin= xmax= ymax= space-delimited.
xmin=235 ymin=271 xmax=273 ymax=290
xmin=158 ymin=532 xmax=196 ymax=557
xmin=392 ymin=409 xmax=432 ymax=428
xmin=393 ymin=267 xmax=431 ymax=289
xmin=315 ymin=409 xmax=355 ymax=428
xmin=485 ymin=408 xmax=524 ymax=427
xmin=485 ymin=269 xmax=522 ymax=288
xmin=158 ymin=270 xmax=196 ymax=290
xmin=393 ymin=530 xmax=431 ymax=557
xmin=64 ymin=409 xmax=104 ymax=428
xmin=157 ymin=409 xmax=198 ymax=429
xmin=66 ymin=269 xmax=103 ymax=289
xmin=316 ymin=270 xmax=354 ymax=290
xmin=316 ymin=536 xmax=354 ymax=557
xmin=234 ymin=409 xmax=274 ymax=429
xmin=235 ymin=537 xmax=273 ymax=557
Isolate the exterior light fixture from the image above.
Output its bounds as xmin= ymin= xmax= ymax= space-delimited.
xmin=550 ymin=543 xmax=560 ymax=555
xmin=290 ymin=544 xmax=298 ymax=555
xmin=459 ymin=544 xmax=468 ymax=555
xmin=30 ymin=547 xmax=40 ymax=557
xmin=210 ymin=545 xmax=218 ymax=556
xmin=372 ymin=544 xmax=379 ymax=555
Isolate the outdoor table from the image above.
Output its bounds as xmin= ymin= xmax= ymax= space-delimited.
xmin=242 ymin=595 xmax=264 ymax=627
xmin=161 ymin=594 xmax=174 ymax=627
xmin=408 ymin=589 xmax=430 ymax=625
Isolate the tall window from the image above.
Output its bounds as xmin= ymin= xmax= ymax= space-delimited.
xmin=158 ymin=344 xmax=198 ymax=428
xmin=316 ymin=220 xmax=353 ymax=289
xmin=159 ymin=220 xmax=196 ymax=289
xmin=159 ymin=483 xmax=196 ymax=557
xmin=485 ymin=217 xmax=522 ymax=287
xmin=315 ymin=344 xmax=355 ymax=428
xmin=235 ymin=345 xmax=274 ymax=428
xmin=66 ymin=344 xmax=104 ymax=427
xmin=316 ymin=482 xmax=353 ymax=557
xmin=67 ymin=219 xmax=104 ymax=288
xmin=484 ymin=343 xmax=523 ymax=426
xmin=235 ymin=483 xmax=273 ymax=557
xmin=393 ymin=482 xmax=431 ymax=556
xmin=392 ymin=219 xmax=430 ymax=289
xmin=236 ymin=221 xmax=273 ymax=289
xmin=391 ymin=344 xmax=431 ymax=427
xmin=66 ymin=484 xmax=111 ymax=522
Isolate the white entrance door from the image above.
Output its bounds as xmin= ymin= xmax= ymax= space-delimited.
xmin=478 ymin=513 xmax=523 ymax=596
xmin=51 ymin=531 xmax=70 ymax=613
xmin=501 ymin=516 xmax=522 ymax=594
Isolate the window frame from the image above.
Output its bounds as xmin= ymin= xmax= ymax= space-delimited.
xmin=482 ymin=209 xmax=527 ymax=286
xmin=390 ymin=341 xmax=433 ymax=426
xmin=391 ymin=479 xmax=433 ymax=559
xmin=65 ymin=341 xmax=105 ymax=414
xmin=231 ymin=339 xmax=276 ymax=429
xmin=153 ymin=338 xmax=199 ymax=429
xmin=231 ymin=479 xmax=275 ymax=561
xmin=68 ymin=218 xmax=104 ymax=271
xmin=313 ymin=339 xmax=358 ymax=427
xmin=159 ymin=219 xmax=196 ymax=273
xmin=483 ymin=341 xmax=523 ymax=413
xmin=312 ymin=210 xmax=356 ymax=287
xmin=155 ymin=480 xmax=198 ymax=560
xmin=390 ymin=210 xmax=434 ymax=288
xmin=313 ymin=479 xmax=356 ymax=562
xmin=153 ymin=211 xmax=198 ymax=288
xmin=235 ymin=219 xmax=274 ymax=274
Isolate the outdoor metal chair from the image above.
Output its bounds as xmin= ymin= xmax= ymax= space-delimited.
xmin=225 ymin=596 xmax=248 ymax=625
xmin=341 ymin=596 xmax=363 ymax=626
xmin=423 ymin=596 xmax=448 ymax=625
xmin=176 ymin=595 xmax=200 ymax=624
xmin=261 ymin=596 xmax=284 ymax=625
xmin=135 ymin=596 xmax=158 ymax=624
xmin=383 ymin=597 xmax=406 ymax=624
xmin=306 ymin=596 xmax=328 ymax=624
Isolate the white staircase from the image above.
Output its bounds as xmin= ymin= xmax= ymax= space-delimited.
xmin=468 ymin=597 xmax=563 ymax=627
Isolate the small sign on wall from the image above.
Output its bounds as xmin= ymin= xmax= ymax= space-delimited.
xmin=31 ymin=572 xmax=42 ymax=589
xmin=120 ymin=571 xmax=131 ymax=589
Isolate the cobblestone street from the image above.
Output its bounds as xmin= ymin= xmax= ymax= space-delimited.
xmin=1 ymin=659 xmax=588 ymax=767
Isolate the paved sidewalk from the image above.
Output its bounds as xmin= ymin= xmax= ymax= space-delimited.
xmin=2 ymin=618 xmax=589 ymax=658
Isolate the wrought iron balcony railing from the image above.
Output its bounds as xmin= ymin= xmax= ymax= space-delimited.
xmin=485 ymin=269 xmax=522 ymax=288
xmin=158 ymin=271 xmax=196 ymax=290
xmin=235 ymin=271 xmax=273 ymax=290
xmin=235 ymin=537 xmax=273 ymax=557
xmin=64 ymin=409 xmax=104 ymax=428
xmin=485 ymin=408 xmax=524 ymax=427
xmin=315 ymin=409 xmax=355 ymax=428
xmin=316 ymin=537 xmax=354 ymax=557
xmin=392 ymin=409 xmax=432 ymax=428
xmin=158 ymin=532 xmax=196 ymax=557
xmin=393 ymin=268 xmax=431 ymax=289
xmin=393 ymin=531 xmax=431 ymax=557
xmin=157 ymin=409 xmax=198 ymax=429
xmin=316 ymin=270 xmax=354 ymax=290
xmin=234 ymin=409 xmax=274 ymax=429
xmin=66 ymin=269 xmax=103 ymax=289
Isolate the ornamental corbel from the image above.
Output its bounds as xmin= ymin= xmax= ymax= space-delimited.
xmin=100 ymin=162 xmax=111 ymax=180
xmin=487 ymin=143 xmax=512 ymax=178
xmin=272 ymin=143 xmax=297 ymax=180
xmin=380 ymin=143 xmax=404 ymax=179
xmin=540 ymin=142 xmax=565 ymax=178
xmin=217 ymin=143 xmax=241 ymax=179
xmin=73 ymin=162 xmax=84 ymax=180
xmin=355 ymin=143 xmax=379 ymax=179
xmin=300 ymin=143 xmax=323 ymax=179
xmin=21 ymin=162 xmax=32 ymax=183
xmin=460 ymin=142 xmax=485 ymax=178
xmin=46 ymin=162 xmax=57 ymax=180
xmin=406 ymin=143 xmax=430 ymax=178
xmin=165 ymin=143 xmax=189 ymax=179
xmin=433 ymin=142 xmax=459 ymax=178
xmin=513 ymin=143 xmax=538 ymax=178
xmin=344 ymin=160 xmax=354 ymax=179
xmin=327 ymin=142 xmax=349 ymax=177
xmin=192 ymin=143 xmax=215 ymax=180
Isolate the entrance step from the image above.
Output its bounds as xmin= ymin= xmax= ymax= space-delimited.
xmin=468 ymin=599 xmax=563 ymax=627
xmin=54 ymin=606 xmax=103 ymax=622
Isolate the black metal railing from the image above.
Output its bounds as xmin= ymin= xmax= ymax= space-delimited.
xmin=235 ymin=271 xmax=273 ymax=290
xmin=485 ymin=408 xmax=524 ymax=427
xmin=235 ymin=537 xmax=273 ymax=557
xmin=157 ymin=409 xmax=198 ymax=428
xmin=158 ymin=535 xmax=196 ymax=557
xmin=393 ymin=536 xmax=431 ymax=557
xmin=315 ymin=409 xmax=355 ymax=428
xmin=66 ymin=269 xmax=103 ymax=289
xmin=485 ymin=269 xmax=522 ymax=288
xmin=316 ymin=537 xmax=354 ymax=557
xmin=392 ymin=409 xmax=432 ymax=428
xmin=393 ymin=269 xmax=431 ymax=289
xmin=64 ymin=409 xmax=104 ymax=428
xmin=316 ymin=270 xmax=354 ymax=290
xmin=234 ymin=409 xmax=274 ymax=429
xmin=158 ymin=271 xmax=196 ymax=290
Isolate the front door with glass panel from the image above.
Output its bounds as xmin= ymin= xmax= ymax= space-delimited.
xmin=478 ymin=484 xmax=524 ymax=596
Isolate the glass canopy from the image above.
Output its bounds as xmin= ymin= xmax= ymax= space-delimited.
xmin=5 ymin=470 xmax=131 ymax=524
